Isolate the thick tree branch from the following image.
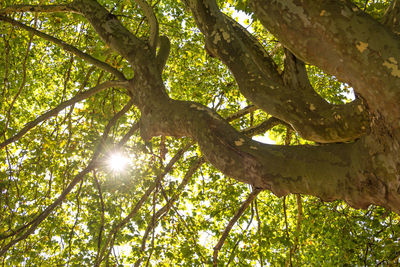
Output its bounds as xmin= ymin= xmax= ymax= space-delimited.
xmin=59 ymin=0 xmax=399 ymax=218
xmin=126 ymin=116 xmax=282 ymax=265
xmin=136 ymin=85 xmax=398 ymax=213
xmin=186 ymin=0 xmax=369 ymax=143
xmin=1 ymin=0 xmax=399 ymax=263
xmin=156 ymin=35 xmax=170 ymax=72
xmin=71 ymin=0 xmax=154 ymax=69
xmin=250 ymin=0 xmax=400 ymax=129
xmin=134 ymin=0 xmax=159 ymax=51
xmin=0 ymin=15 xmax=125 ymax=80
xmin=0 ymin=80 xmax=128 ymax=149
xmin=282 ymin=48 xmax=312 ymax=91
xmin=63 ymin=0 xmax=398 ymax=220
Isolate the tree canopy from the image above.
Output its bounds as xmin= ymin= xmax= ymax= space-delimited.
xmin=1 ymin=0 xmax=400 ymax=265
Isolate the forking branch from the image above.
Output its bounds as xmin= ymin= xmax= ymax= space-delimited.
xmin=134 ymin=0 xmax=159 ymax=52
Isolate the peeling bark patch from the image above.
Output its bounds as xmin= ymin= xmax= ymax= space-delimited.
xmin=190 ymin=104 xmax=206 ymax=111
xmin=341 ymin=8 xmax=352 ymax=18
xmin=356 ymin=41 xmax=368 ymax=53
xmin=358 ymin=105 xmax=364 ymax=112
xmin=282 ymin=1 xmax=310 ymax=26
xmin=383 ymin=57 xmax=400 ymax=77
xmin=213 ymin=32 xmax=221 ymax=44
xmin=207 ymin=109 xmax=221 ymax=120
xmin=234 ymin=138 xmax=245 ymax=146
xmin=222 ymin=31 xmax=231 ymax=43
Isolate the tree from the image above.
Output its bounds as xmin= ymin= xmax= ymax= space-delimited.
xmin=0 ymin=0 xmax=400 ymax=265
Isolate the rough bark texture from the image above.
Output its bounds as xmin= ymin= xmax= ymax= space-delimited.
xmin=1 ymin=0 xmax=400 ymax=214
xmin=70 ymin=0 xmax=400 ymax=214
xmin=186 ymin=0 xmax=369 ymax=143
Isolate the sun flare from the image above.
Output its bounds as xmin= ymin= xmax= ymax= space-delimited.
xmin=107 ymin=152 xmax=129 ymax=172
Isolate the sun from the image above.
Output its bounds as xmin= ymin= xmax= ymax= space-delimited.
xmin=107 ymin=152 xmax=129 ymax=172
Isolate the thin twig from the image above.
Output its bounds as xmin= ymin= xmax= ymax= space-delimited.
xmin=0 ymin=80 xmax=128 ymax=149
xmin=226 ymin=199 xmax=256 ymax=265
xmin=0 ymin=15 xmax=126 ymax=80
xmin=0 ymin=159 xmax=97 ymax=257
xmin=0 ymin=103 xmax=137 ymax=257
xmin=146 ymin=186 xmax=158 ymax=267
xmin=283 ymin=196 xmax=290 ymax=240
xmin=255 ymin=198 xmax=264 ymax=266
xmin=213 ymin=188 xmax=262 ymax=266
xmin=93 ymin=170 xmax=106 ymax=262
xmin=242 ymin=117 xmax=284 ymax=137
xmin=225 ymin=105 xmax=257 ymax=122
xmin=67 ymin=179 xmax=84 ymax=264
xmin=134 ymin=158 xmax=204 ymax=267
xmin=288 ymin=194 xmax=303 ymax=265
xmin=284 ymin=129 xmax=293 ymax=266
xmin=1 ymin=16 xmax=36 ymax=137
xmin=95 ymin=142 xmax=194 ymax=266
xmin=364 ymin=0 xmax=370 ymax=11
xmin=167 ymin=205 xmax=208 ymax=264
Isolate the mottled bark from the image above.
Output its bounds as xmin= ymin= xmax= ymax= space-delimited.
xmin=250 ymin=0 xmax=400 ymax=129
xmin=2 ymin=0 xmax=400 ymax=215
xmin=186 ymin=0 xmax=369 ymax=143
xmin=68 ymin=0 xmax=400 ymax=213
xmin=248 ymin=0 xmax=400 ymax=213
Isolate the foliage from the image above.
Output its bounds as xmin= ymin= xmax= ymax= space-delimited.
xmin=0 ymin=0 xmax=399 ymax=266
